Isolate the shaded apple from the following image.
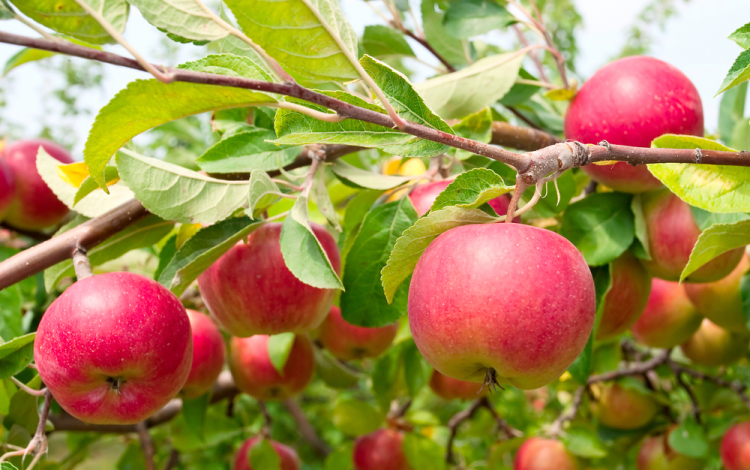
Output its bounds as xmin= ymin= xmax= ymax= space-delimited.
xmin=592 ymin=383 xmax=658 ymax=430
xmin=408 ymin=179 xmax=519 ymax=220
xmin=234 ymin=436 xmax=300 ymax=470
xmin=684 ymin=254 xmax=750 ymax=333
xmin=409 ymin=223 xmax=595 ymax=390
xmin=317 ymin=306 xmax=398 ymax=361
xmin=229 ymin=334 xmax=314 ymax=401
xmin=637 ymin=432 xmax=704 ymax=470
xmin=514 ymin=438 xmax=580 ymax=470
xmin=596 ymin=251 xmax=651 ymax=340
xmin=429 ymin=370 xmax=486 ymax=401
xmin=198 ymin=222 xmax=341 ymax=337
xmin=631 ymin=278 xmax=703 ymax=349
xmin=182 ymin=310 xmax=226 ymax=399
xmin=34 ymin=272 xmax=192 ymax=424
xmin=353 ymin=428 xmax=411 ymax=470
xmin=721 ymin=421 xmax=750 ymax=470
xmin=0 ymin=157 xmax=14 ymax=222
xmin=2 ymin=138 xmax=73 ymax=230
xmin=679 ymin=319 xmax=749 ymax=367
xmin=640 ymin=189 xmax=743 ymax=282
xmin=565 ymin=56 xmax=703 ymax=193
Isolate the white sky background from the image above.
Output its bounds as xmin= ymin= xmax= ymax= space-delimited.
xmin=0 ymin=0 xmax=748 ymax=159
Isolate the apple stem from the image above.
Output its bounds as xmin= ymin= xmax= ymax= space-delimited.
xmin=10 ymin=377 xmax=47 ymax=397
xmin=72 ymin=244 xmax=94 ymax=280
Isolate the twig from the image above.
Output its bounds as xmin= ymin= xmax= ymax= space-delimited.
xmin=513 ymin=24 xmax=548 ymax=82
xmin=72 ymin=245 xmax=93 ymax=280
xmin=397 ymin=25 xmax=456 ymax=73
xmin=667 ymin=360 xmax=701 ymax=424
xmin=163 ymin=449 xmax=180 ymax=470
xmin=587 ymin=349 xmax=671 ymax=384
xmin=136 ymin=422 xmax=156 ymax=470
xmin=387 ymin=398 xmax=413 ymax=419
xmin=445 ymin=398 xmax=503 ymax=464
xmin=548 ymin=386 xmax=584 ymax=437
xmin=672 ymin=362 xmax=750 ymax=409
xmin=282 ymin=399 xmax=331 ymax=457
xmin=10 ymin=378 xmax=47 ymax=397
xmin=481 ymin=398 xmax=522 ymax=438
xmin=258 ymin=401 xmax=273 ymax=438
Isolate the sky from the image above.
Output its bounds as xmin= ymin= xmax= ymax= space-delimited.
xmin=0 ymin=0 xmax=748 ymax=158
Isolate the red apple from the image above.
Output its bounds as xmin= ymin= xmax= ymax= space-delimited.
xmin=409 ymin=223 xmax=595 ymax=390
xmin=596 ymin=251 xmax=651 ymax=340
xmin=1 ymin=138 xmax=73 ymax=230
xmin=637 ymin=432 xmax=705 ymax=470
xmin=229 ymin=334 xmax=314 ymax=401
xmin=0 ymin=157 xmax=14 ymax=222
xmin=631 ymin=279 xmax=703 ymax=349
xmin=408 ymin=180 xmax=519 ymax=220
xmin=679 ymin=319 xmax=749 ymax=367
xmin=514 ymin=438 xmax=580 ymax=470
xmin=234 ymin=436 xmax=300 ymax=470
xmin=198 ymin=222 xmax=341 ymax=337
xmin=353 ymin=428 xmax=411 ymax=470
xmin=640 ymin=189 xmax=743 ymax=282
xmin=565 ymin=56 xmax=703 ymax=193
xmin=317 ymin=306 xmax=398 ymax=361
xmin=592 ymin=383 xmax=658 ymax=430
xmin=182 ymin=310 xmax=226 ymax=399
xmin=684 ymin=254 xmax=750 ymax=333
xmin=34 ymin=272 xmax=192 ymax=424
xmin=429 ymin=370 xmax=486 ymax=401
xmin=721 ymin=421 xmax=750 ymax=470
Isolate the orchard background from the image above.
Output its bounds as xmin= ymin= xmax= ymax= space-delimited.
xmin=1 ymin=0 xmax=750 ymax=469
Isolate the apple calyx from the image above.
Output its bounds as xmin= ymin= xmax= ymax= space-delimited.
xmin=482 ymin=368 xmax=503 ymax=393
xmin=106 ymin=376 xmax=125 ymax=394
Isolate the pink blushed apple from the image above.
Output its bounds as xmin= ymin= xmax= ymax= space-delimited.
xmin=408 ymin=223 xmax=595 ymax=390
xmin=721 ymin=421 xmax=750 ymax=470
xmin=679 ymin=319 xmax=749 ymax=367
xmin=592 ymin=383 xmax=658 ymax=430
xmin=429 ymin=370 xmax=486 ymax=401
xmin=317 ymin=306 xmax=398 ymax=361
xmin=353 ymin=428 xmax=411 ymax=470
xmin=182 ymin=310 xmax=226 ymax=398
xmin=229 ymin=334 xmax=314 ymax=401
xmin=514 ymin=438 xmax=580 ymax=470
xmin=631 ymin=278 xmax=703 ymax=349
xmin=637 ymin=431 xmax=704 ymax=470
xmin=596 ymin=251 xmax=651 ymax=340
xmin=408 ymin=180 xmax=520 ymax=220
xmin=2 ymin=138 xmax=73 ymax=230
xmin=234 ymin=436 xmax=300 ymax=470
xmin=0 ymin=157 xmax=14 ymax=222
xmin=565 ymin=56 xmax=703 ymax=193
xmin=34 ymin=272 xmax=193 ymax=425
xmin=198 ymin=222 xmax=341 ymax=337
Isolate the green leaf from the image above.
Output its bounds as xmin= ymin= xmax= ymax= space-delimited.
xmin=561 ymin=425 xmax=607 ymax=458
xmin=74 ymin=166 xmax=120 ymax=205
xmin=158 ymin=216 xmax=263 ymax=295
xmin=0 ymin=0 xmax=13 ymax=19
xmin=402 ymin=340 xmax=429 ymax=397
xmin=116 ymin=149 xmax=250 ymax=224
xmin=415 ymin=51 xmax=524 ymax=119
xmin=249 ymin=439 xmax=282 ymax=470
xmin=0 ymin=378 xmax=15 ymax=416
xmin=331 ymin=160 xmax=412 ymax=190
xmin=273 ymin=91 xmax=442 ymax=157
xmin=37 ymin=148 xmax=135 ymax=218
xmin=690 ymin=206 xmax=750 ymax=231
xmin=649 ymin=134 xmax=750 ymax=213
xmin=0 ymin=333 xmax=35 ymax=380
xmin=371 ymin=344 xmax=403 ymax=407
xmin=8 ymin=0 xmax=129 ymax=45
xmin=729 ymin=22 xmax=750 ymax=49
xmin=154 ymin=234 xmax=178 ymax=283
xmin=247 ymin=170 xmax=285 ymax=218
xmin=314 ymin=347 xmax=361 ymax=389
xmin=421 ymin=0 xmax=466 ymax=66
xmin=403 ymin=433 xmax=444 ymax=470
xmin=341 ymin=198 xmax=418 ymax=327
xmin=739 ymin=273 xmax=750 ymax=331
xmin=179 ymin=54 xmax=276 ymax=83
xmin=312 ymin=168 xmax=341 ymax=230
xmin=717 ymin=48 xmax=750 ymax=95
xmin=267 ymin=333 xmax=296 ymax=374
xmin=630 ymin=194 xmax=651 ymax=260
xmin=443 ymin=0 xmax=514 ymax=39
xmin=381 ymin=206 xmax=497 ymax=303
xmin=85 ymin=76 xmax=274 ymax=189
xmin=431 ymin=168 xmax=512 ymax=212
xmin=681 ymin=220 xmax=750 ymax=281
xmin=451 ymin=108 xmax=493 ymax=160
xmin=360 ymin=55 xmax=454 ymax=155
xmin=224 ymin=0 xmax=358 ymax=82
xmin=280 ymin=196 xmax=343 ymax=289
xmin=343 ymin=190 xmax=384 ymax=232
xmin=361 ymin=25 xmax=415 ymax=59
xmin=0 ymin=463 xmax=17 ymax=470
xmin=567 ymin=265 xmax=611 ymax=385
xmin=196 ymin=129 xmax=301 ymax=174
xmin=324 ymin=444 xmax=354 ymax=470
xmin=332 ymin=399 xmax=382 ymax=436
xmin=560 ymin=193 xmax=635 ymax=266
xmin=5 ymin=45 xmax=56 ymax=75
xmin=44 ymin=214 xmax=174 ymax=291
xmin=500 ymin=68 xmax=542 ymax=106
xmin=126 ymin=0 xmax=228 ymax=43
xmin=718 ymin=82 xmax=747 ymax=143
xmin=668 ymin=415 xmax=709 ymax=458
xmin=0 ymin=286 xmax=23 ymax=342
xmin=3 ymin=375 xmax=41 ymax=433
xmin=182 ymin=393 xmax=210 ymax=441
